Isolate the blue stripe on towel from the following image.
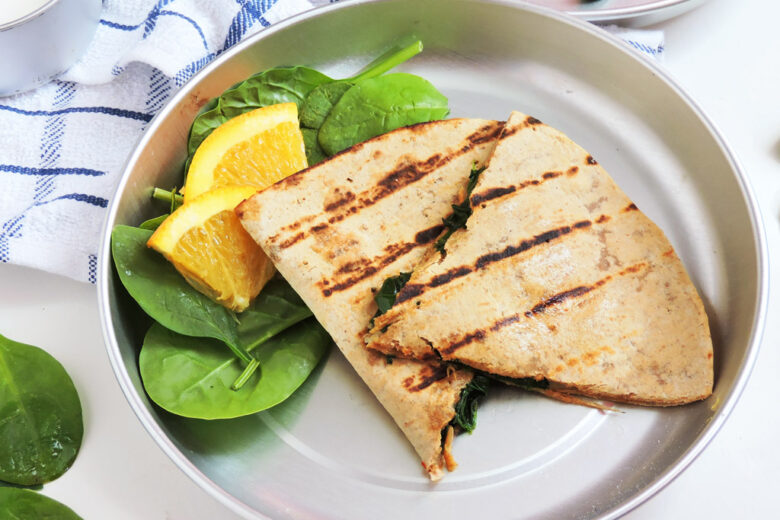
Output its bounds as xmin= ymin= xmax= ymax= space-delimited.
xmin=0 ymin=104 xmax=153 ymax=122
xmin=0 ymin=165 xmax=105 ymax=177
xmin=54 ymin=193 xmax=109 ymax=208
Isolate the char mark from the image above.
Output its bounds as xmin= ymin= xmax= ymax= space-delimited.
xmin=278 ymin=122 xmax=503 ymax=251
xmin=395 ymin=283 xmax=425 ymax=305
xmin=430 ymin=266 xmax=473 ymax=288
xmin=525 ymin=286 xmax=592 ymax=317
xmin=542 ymin=171 xmax=562 ymax=180
xmin=497 ymin=115 xmax=545 ymax=140
xmin=623 ymin=203 xmax=638 ymax=212
xmin=279 ymin=231 xmax=304 ymax=249
xmin=438 ymin=261 xmax=649 ymax=355
xmin=567 ymin=166 xmax=579 ymax=176
xmin=397 ymin=214 xmax=613 ymax=305
xmin=406 ymin=364 xmax=450 ymax=392
xmin=323 ymin=191 xmax=356 ymax=212
xmin=319 ymin=225 xmax=446 ymax=298
xmin=586 ymin=155 xmax=598 ymax=165
xmin=415 ymin=224 xmax=445 ymax=244
xmin=470 ymin=185 xmax=516 ymax=206
xmin=440 ymin=330 xmax=486 ymax=356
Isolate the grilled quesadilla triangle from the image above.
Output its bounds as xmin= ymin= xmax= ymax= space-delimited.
xmin=366 ymin=111 xmax=714 ymax=406
xmin=237 ymin=118 xmax=505 ymax=480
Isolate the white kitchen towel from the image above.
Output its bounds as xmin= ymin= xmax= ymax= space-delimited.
xmin=0 ymin=0 xmax=664 ymax=284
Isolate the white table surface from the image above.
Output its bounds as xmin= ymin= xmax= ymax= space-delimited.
xmin=1 ymin=0 xmax=778 ymax=517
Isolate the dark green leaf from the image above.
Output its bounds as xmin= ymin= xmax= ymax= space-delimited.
xmin=185 ymin=66 xmax=332 ymax=175
xmin=139 ymin=318 xmax=331 ymax=419
xmin=318 ymin=73 xmax=450 ymax=156
xmin=237 ymin=276 xmax=313 ymax=351
xmin=138 ymin=214 xmax=168 ymax=231
xmin=110 ymin=225 xmax=241 ymax=351
xmin=301 ymin=128 xmax=328 ymax=166
xmin=0 ymin=488 xmax=82 ymax=519
xmin=218 ymin=66 xmax=332 ymax=120
xmin=452 ymin=375 xmax=490 ymax=433
xmin=299 ymin=81 xmax=354 ymax=130
xmin=0 ymin=335 xmax=83 ymax=486
xmin=187 ymin=106 xmax=228 ymax=160
xmin=374 ymin=272 xmax=412 ymax=315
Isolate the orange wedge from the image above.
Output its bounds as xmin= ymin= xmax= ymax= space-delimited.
xmin=184 ymin=102 xmax=307 ymax=200
xmin=147 ymin=185 xmax=274 ymax=312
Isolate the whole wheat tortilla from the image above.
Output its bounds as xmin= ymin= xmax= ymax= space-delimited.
xmin=237 ymin=118 xmax=504 ymax=478
xmin=367 ymin=111 xmax=713 ymax=406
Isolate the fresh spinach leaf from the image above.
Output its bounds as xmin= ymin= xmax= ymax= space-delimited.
xmin=301 ymin=128 xmax=328 ymax=166
xmin=0 ymin=488 xmax=82 ymax=519
xmin=318 ymin=73 xmax=450 ymax=156
xmin=218 ymin=66 xmax=332 ymax=120
xmin=139 ymin=214 xmax=168 ymax=231
xmin=110 ymin=225 xmax=248 ymax=362
xmin=186 ymin=106 xmax=228 ymax=165
xmin=434 ymin=163 xmax=486 ymax=254
xmin=185 ymin=66 xmax=332 ymax=173
xmin=0 ymin=334 xmax=83 ymax=486
xmin=299 ymin=81 xmax=354 ymax=130
xmin=452 ymin=375 xmax=490 ymax=433
xmin=139 ymin=318 xmax=331 ymax=419
xmin=237 ymin=276 xmax=314 ymax=351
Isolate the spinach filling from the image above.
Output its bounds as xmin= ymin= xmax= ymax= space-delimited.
xmin=451 ymin=375 xmax=490 ymax=433
xmin=434 ymin=163 xmax=485 ymax=255
xmin=445 ymin=369 xmax=549 ymax=439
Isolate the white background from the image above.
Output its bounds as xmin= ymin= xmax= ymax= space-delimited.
xmin=1 ymin=0 xmax=778 ymax=517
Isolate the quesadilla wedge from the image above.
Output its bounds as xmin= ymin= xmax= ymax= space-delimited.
xmin=366 ymin=111 xmax=713 ymax=406
xmin=236 ymin=118 xmax=504 ymax=479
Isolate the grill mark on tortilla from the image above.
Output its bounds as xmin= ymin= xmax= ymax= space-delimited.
xmin=323 ymin=191 xmax=356 ymax=212
xmin=404 ymin=364 xmax=450 ymax=392
xmin=470 ymin=164 xmax=579 ymax=207
xmin=318 ymin=224 xmax=447 ymax=297
xmin=438 ymin=262 xmax=649 ymax=355
xmin=586 ymin=155 xmax=598 ymax=165
xmin=394 ymin=218 xmax=597 ymax=305
xmin=496 ymin=115 xmax=544 ymax=140
xmin=274 ymin=122 xmax=503 ymax=250
xmin=279 ymin=231 xmax=305 ymax=249
xmin=624 ymin=203 xmax=638 ymax=212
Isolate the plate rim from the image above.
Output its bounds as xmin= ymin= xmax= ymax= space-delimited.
xmin=97 ymin=1 xmax=768 ymax=519
xmin=560 ymin=0 xmax=707 ymax=22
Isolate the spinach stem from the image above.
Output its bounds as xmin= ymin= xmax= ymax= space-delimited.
xmin=231 ymin=357 xmax=260 ymax=390
xmin=347 ymin=39 xmax=423 ymax=83
xmin=152 ymin=188 xmax=184 ymax=208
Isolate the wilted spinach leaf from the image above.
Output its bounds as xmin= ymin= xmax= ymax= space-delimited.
xmin=139 ymin=318 xmax=331 ymax=419
xmin=0 ymin=334 xmax=83 ymax=486
xmin=434 ymin=163 xmax=486 ymax=254
xmin=452 ymin=375 xmax=490 ymax=433
xmin=318 ymin=73 xmax=450 ymax=155
xmin=0 ymin=488 xmax=82 ymax=519
xmin=374 ymin=272 xmax=412 ymax=315
xmin=110 ymin=225 xmax=250 ymax=363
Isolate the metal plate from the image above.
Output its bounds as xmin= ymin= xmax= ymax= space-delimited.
xmin=98 ymin=1 xmax=767 ymax=519
xmin=530 ymin=0 xmax=710 ymax=25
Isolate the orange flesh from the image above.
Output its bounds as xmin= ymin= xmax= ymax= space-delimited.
xmin=212 ymin=122 xmax=307 ymax=190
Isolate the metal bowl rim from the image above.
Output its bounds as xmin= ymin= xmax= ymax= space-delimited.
xmin=97 ymin=1 xmax=768 ymax=518
xmin=564 ymin=0 xmax=702 ymax=21
xmin=0 ymin=0 xmax=59 ymax=31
